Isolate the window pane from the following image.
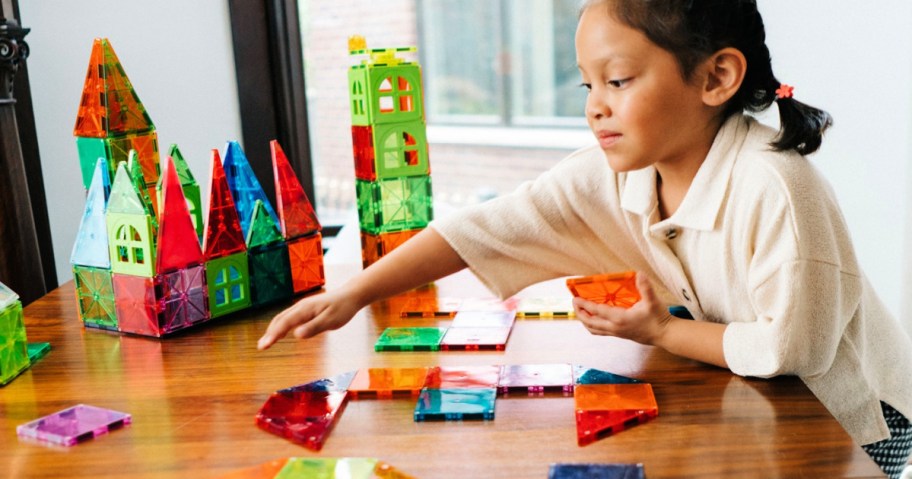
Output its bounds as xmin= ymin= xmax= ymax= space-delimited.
xmin=420 ymin=0 xmax=502 ymax=122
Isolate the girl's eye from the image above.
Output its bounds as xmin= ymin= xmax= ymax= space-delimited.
xmin=608 ymin=78 xmax=631 ymax=88
xmin=579 ymin=82 xmax=592 ymax=92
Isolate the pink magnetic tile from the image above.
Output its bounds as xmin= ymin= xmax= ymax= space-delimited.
xmin=425 ymin=365 xmax=502 ymax=389
xmin=498 ymin=363 xmax=574 ymax=395
xmin=451 ymin=310 xmax=516 ymax=328
xmin=347 ymin=367 xmax=430 ymax=398
xmin=16 ymin=404 xmax=131 ymax=446
xmin=440 ymin=326 xmax=512 ymax=351
xmin=458 ymin=297 xmax=519 ymax=312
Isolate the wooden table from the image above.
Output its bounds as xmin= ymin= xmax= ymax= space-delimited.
xmin=0 ymin=263 xmax=884 ymax=478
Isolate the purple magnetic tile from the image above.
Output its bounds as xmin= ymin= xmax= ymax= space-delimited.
xmin=451 ymin=310 xmax=516 ymax=328
xmin=498 ymin=363 xmax=574 ymax=395
xmin=16 ymin=404 xmax=132 ymax=446
xmin=440 ymin=326 xmax=512 ymax=351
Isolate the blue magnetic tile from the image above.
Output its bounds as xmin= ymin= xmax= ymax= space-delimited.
xmin=573 ymin=365 xmax=642 ymax=385
xmin=279 ymin=370 xmax=357 ymax=393
xmin=222 ymin=141 xmax=279 ymax=238
xmin=414 ymin=388 xmax=496 ymax=421
xmin=70 ymin=159 xmax=112 ymax=268
xmin=548 ymin=463 xmax=645 ymax=479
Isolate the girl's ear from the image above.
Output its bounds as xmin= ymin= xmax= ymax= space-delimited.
xmin=701 ymin=47 xmax=747 ymax=107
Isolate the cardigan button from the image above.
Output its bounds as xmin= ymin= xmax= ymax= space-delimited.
xmin=681 ymin=289 xmax=691 ymax=301
xmin=665 ymin=228 xmax=678 ymax=239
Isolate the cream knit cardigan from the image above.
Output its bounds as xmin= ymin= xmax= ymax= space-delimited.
xmin=432 ymin=114 xmax=912 ymax=445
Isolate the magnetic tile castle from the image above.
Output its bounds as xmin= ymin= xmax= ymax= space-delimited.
xmin=348 ymin=36 xmax=433 ymax=268
xmin=70 ymin=38 xmax=325 ymax=337
xmin=256 ymin=364 xmax=658 ymax=451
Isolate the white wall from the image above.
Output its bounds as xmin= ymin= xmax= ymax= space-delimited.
xmin=18 ymin=0 xmax=242 ymax=284
xmin=757 ymin=2 xmax=912 ymax=335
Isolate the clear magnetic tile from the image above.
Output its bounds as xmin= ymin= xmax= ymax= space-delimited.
xmin=573 ymin=365 xmax=642 ymax=385
xmin=374 ymin=327 xmax=447 ymax=352
xmin=399 ymin=296 xmax=462 ymax=318
xmin=279 ymin=370 xmax=357 ymax=393
xmin=414 ymin=388 xmax=496 ymax=421
xmin=425 ymin=365 xmax=502 ymax=389
xmin=348 ymin=367 xmax=430 ymax=398
xmin=548 ymin=463 xmax=645 ymax=479
xmin=256 ymin=389 xmax=349 ymax=451
xmin=0 ymin=281 xmax=18 ymax=311
xmin=516 ymin=297 xmax=576 ymax=318
xmin=16 ymin=404 xmax=132 ymax=446
xmin=450 ymin=310 xmax=516 ymax=328
xmin=458 ymin=297 xmax=519 ymax=312
xmin=440 ymin=326 xmax=512 ymax=351
xmin=27 ymin=342 xmax=51 ymax=364
xmin=498 ymin=363 xmax=574 ymax=395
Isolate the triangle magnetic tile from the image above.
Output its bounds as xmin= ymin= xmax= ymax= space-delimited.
xmin=498 ymin=363 xmax=574 ymax=395
xmin=70 ymin=159 xmax=112 ymax=268
xmin=256 ymin=389 xmax=348 ymax=451
xmin=0 ymin=281 xmax=18 ymax=311
xmin=279 ymin=370 xmax=357 ymax=394
xmin=203 ymin=150 xmax=246 ymax=259
xmin=223 ymin=141 xmax=279 ymax=238
xmin=167 ymin=144 xmax=198 ymax=187
xmin=574 ymin=384 xmax=658 ymax=446
xmin=414 ymin=387 xmax=497 ymax=421
xmin=566 ymin=271 xmax=640 ymax=308
xmin=156 ymin=156 xmax=203 ymax=273
xmin=271 ymin=140 xmax=320 ymax=239
xmin=347 ymin=367 xmax=430 ymax=399
xmin=128 ymin=150 xmax=158 ymax=221
xmin=573 ymin=365 xmax=643 ymax=385
xmin=246 ymin=200 xmax=284 ymax=250
xmin=107 ymin=162 xmax=147 ymax=215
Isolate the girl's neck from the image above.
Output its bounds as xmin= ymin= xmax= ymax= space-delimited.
xmin=655 ymin=117 xmax=723 ymax=220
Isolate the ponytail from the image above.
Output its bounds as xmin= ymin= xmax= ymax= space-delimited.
xmin=771 ymin=94 xmax=833 ymax=155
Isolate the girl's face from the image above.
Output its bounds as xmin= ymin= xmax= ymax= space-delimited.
xmin=576 ymin=5 xmax=717 ymax=173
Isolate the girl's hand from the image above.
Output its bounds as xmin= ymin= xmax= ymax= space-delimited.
xmin=257 ymin=287 xmax=363 ymax=350
xmin=573 ymin=272 xmax=673 ymax=346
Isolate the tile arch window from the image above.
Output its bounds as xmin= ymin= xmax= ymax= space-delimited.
xmin=113 ymin=224 xmax=147 ymax=266
xmin=212 ymin=264 xmax=247 ymax=307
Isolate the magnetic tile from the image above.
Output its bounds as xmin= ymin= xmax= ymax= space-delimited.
xmin=548 ymin=463 xmax=645 ymax=479
xmin=451 ymin=310 xmax=516 ymax=328
xmin=272 ymin=140 xmax=321 ymax=239
xmin=458 ymin=297 xmax=519 ymax=312
xmin=440 ymin=327 xmax=512 ymax=351
xmin=256 ymin=389 xmax=348 ymax=451
xmin=498 ymin=363 xmax=574 ymax=395
xmin=516 ymin=297 xmax=576 ymax=318
xmin=374 ymin=327 xmax=447 ymax=352
xmin=218 ymin=458 xmax=289 ymax=479
xmin=574 ymin=384 xmax=658 ymax=446
xmin=276 ymin=457 xmax=377 ymax=479
xmin=566 ymin=272 xmax=640 ymax=308
xmin=348 ymin=367 xmax=429 ymax=398
xmin=573 ymin=365 xmax=642 ymax=385
xmin=398 ymin=296 xmax=461 ymax=318
xmin=16 ymin=404 xmax=131 ymax=446
xmin=414 ymin=388 xmax=496 ymax=421
xmin=27 ymin=343 xmax=51 ymax=364
xmin=425 ymin=365 xmax=501 ymax=389
xmin=0 ymin=282 xmax=18 ymax=310
xmin=279 ymin=370 xmax=357 ymax=394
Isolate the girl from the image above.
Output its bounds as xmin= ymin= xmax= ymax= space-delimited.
xmin=259 ymin=1 xmax=912 ymax=475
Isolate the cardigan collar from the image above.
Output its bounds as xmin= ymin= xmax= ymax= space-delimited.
xmin=620 ymin=114 xmax=750 ymax=231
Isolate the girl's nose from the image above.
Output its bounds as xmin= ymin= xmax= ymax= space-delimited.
xmin=585 ymin=91 xmax=609 ymax=120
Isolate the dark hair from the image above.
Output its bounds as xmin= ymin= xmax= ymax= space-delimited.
xmin=584 ymin=0 xmax=832 ymax=155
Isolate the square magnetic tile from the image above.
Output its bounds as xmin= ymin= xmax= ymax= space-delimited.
xmin=566 ymin=272 xmax=640 ymax=308
xmin=516 ymin=297 xmax=576 ymax=318
xmin=548 ymin=463 xmax=645 ymax=479
xmin=451 ymin=310 xmax=516 ymax=328
xmin=574 ymin=384 xmax=658 ymax=446
xmin=458 ymin=297 xmax=519 ymax=312
xmin=255 ymin=389 xmax=348 ymax=451
xmin=425 ymin=365 xmax=502 ymax=389
xmin=414 ymin=388 xmax=496 ymax=421
xmin=498 ymin=363 xmax=574 ymax=395
xmin=399 ymin=296 xmax=462 ymax=318
xmin=440 ymin=327 xmax=512 ymax=351
xmin=348 ymin=367 xmax=430 ymax=398
xmin=16 ymin=404 xmax=131 ymax=446
xmin=374 ymin=327 xmax=447 ymax=352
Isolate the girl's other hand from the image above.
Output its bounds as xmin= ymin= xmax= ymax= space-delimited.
xmin=257 ymin=287 xmax=363 ymax=350
xmin=573 ymin=272 xmax=673 ymax=345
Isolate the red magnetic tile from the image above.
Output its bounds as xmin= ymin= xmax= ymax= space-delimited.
xmin=156 ymin=155 xmax=203 ymax=272
xmin=347 ymin=367 xmax=429 ymax=399
xmin=352 ymin=125 xmax=376 ymax=181
xmin=113 ymin=274 xmax=160 ymax=337
xmin=287 ymin=234 xmax=325 ymax=294
xmin=566 ymin=271 xmax=640 ymax=308
xmin=256 ymin=389 xmax=348 ymax=451
xmin=574 ymin=384 xmax=658 ymax=446
xmin=203 ymin=149 xmax=246 ymax=259
xmin=272 ymin=140 xmax=321 ymax=239
xmin=425 ymin=365 xmax=502 ymax=389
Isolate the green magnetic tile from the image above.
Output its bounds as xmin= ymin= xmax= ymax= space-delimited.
xmin=348 ymin=62 xmax=424 ymax=126
xmin=166 ymin=144 xmax=202 ymax=239
xmin=247 ymin=200 xmax=284 ymax=249
xmin=248 ymin=244 xmax=293 ymax=307
xmin=73 ymin=266 xmax=117 ymax=330
xmin=275 ymin=457 xmax=378 ymax=479
xmin=107 ymin=162 xmax=147 ymax=215
xmin=372 ymin=121 xmax=429 ymax=180
xmin=76 ymin=137 xmax=108 ymax=190
xmin=414 ymin=387 xmax=496 ymax=421
xmin=205 ymin=253 xmax=251 ymax=318
xmin=355 ymin=176 xmax=433 ymax=235
xmin=374 ymin=327 xmax=447 ymax=352
xmin=27 ymin=343 xmax=51 ymax=364
xmin=0 ymin=301 xmax=29 ymax=385
xmin=106 ymin=211 xmax=157 ymax=277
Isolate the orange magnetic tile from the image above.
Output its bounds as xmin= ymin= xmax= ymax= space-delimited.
xmin=566 ymin=271 xmax=640 ymax=308
xmin=399 ymin=296 xmax=462 ymax=318
xmin=203 ymin=150 xmax=246 ymax=259
xmin=217 ymin=458 xmax=289 ymax=479
xmin=272 ymin=140 xmax=321 ymax=239
xmin=347 ymin=367 xmax=430 ymax=399
xmin=155 ymin=156 xmax=203 ymax=273
xmin=287 ymin=234 xmax=325 ymax=294
xmin=360 ymin=229 xmax=421 ymax=268
xmin=574 ymin=384 xmax=658 ymax=446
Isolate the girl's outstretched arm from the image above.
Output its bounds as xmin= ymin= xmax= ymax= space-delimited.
xmin=257 ymin=227 xmax=467 ymax=350
xmin=573 ymin=272 xmax=728 ymax=369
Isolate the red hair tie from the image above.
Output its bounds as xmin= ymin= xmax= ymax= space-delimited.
xmin=775 ymin=83 xmax=794 ymax=99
